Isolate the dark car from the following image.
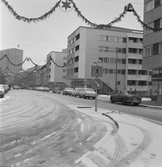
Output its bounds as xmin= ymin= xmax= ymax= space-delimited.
xmin=110 ymin=90 xmax=142 ymax=106
xmin=62 ymin=87 xmax=73 ymax=95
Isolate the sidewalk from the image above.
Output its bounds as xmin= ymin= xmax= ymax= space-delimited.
xmin=98 ymin=95 xmax=162 ymax=109
xmin=68 ymin=104 xmax=162 ymax=167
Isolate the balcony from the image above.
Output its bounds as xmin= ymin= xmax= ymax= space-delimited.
xmin=127 ymin=75 xmax=149 ymax=81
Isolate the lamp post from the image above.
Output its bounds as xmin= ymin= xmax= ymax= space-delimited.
xmin=93 ymin=60 xmax=101 ymax=111
xmin=115 ymin=47 xmax=118 ymax=93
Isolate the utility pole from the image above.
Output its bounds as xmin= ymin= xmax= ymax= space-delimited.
xmin=115 ymin=47 xmax=118 ymax=93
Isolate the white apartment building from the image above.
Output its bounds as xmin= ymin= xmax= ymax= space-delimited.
xmin=47 ymin=50 xmax=67 ymax=90
xmin=0 ymin=48 xmax=23 ymax=84
xmin=66 ymin=26 xmax=152 ymax=96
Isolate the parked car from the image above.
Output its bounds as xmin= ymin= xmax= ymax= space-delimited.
xmin=0 ymin=84 xmax=5 ymax=98
xmin=78 ymin=88 xmax=96 ymax=99
xmin=62 ymin=87 xmax=73 ymax=95
xmin=13 ymin=85 xmax=21 ymax=90
xmin=71 ymin=88 xmax=84 ymax=97
xmin=110 ymin=90 xmax=142 ymax=106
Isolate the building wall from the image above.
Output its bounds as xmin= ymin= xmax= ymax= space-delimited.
xmin=47 ymin=51 xmax=67 ymax=89
xmin=143 ymin=0 xmax=162 ymax=100
xmin=0 ymin=48 xmax=23 ymax=84
xmin=67 ymin=26 xmax=151 ymax=96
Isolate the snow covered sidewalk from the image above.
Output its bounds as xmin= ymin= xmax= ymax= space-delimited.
xmin=69 ymin=105 xmax=162 ymax=167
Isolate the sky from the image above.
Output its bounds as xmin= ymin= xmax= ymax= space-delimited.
xmin=0 ymin=0 xmax=144 ymax=69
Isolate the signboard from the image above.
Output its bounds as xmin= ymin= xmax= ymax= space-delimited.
xmin=92 ymin=78 xmax=103 ymax=90
xmin=91 ymin=66 xmax=103 ymax=77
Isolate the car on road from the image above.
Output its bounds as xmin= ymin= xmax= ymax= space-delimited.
xmin=0 ymin=84 xmax=5 ymax=98
xmin=71 ymin=88 xmax=84 ymax=97
xmin=62 ymin=87 xmax=73 ymax=95
xmin=110 ymin=90 xmax=142 ymax=106
xmin=78 ymin=88 xmax=96 ymax=99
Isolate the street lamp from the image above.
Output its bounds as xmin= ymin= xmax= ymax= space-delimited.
xmin=115 ymin=47 xmax=118 ymax=93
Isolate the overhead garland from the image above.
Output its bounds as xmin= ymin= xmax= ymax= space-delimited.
xmin=1 ymin=0 xmax=162 ymax=32
xmin=0 ymin=54 xmax=73 ymax=68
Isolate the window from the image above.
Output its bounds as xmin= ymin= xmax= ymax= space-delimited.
xmin=149 ymin=81 xmax=152 ymax=86
xmin=122 ymin=59 xmax=126 ymax=64
xmin=99 ymin=57 xmax=103 ymax=62
xmin=76 ymin=33 xmax=80 ymax=41
xmin=145 ymin=0 xmax=154 ymax=13
xmin=145 ymin=22 xmax=153 ymax=34
xmin=160 ymin=42 xmax=162 ymax=53
xmin=75 ymin=45 xmax=79 ymax=51
xmin=121 ymin=70 xmax=125 ymax=75
xmin=110 ymin=69 xmax=113 ymax=73
xmin=139 ymin=59 xmax=142 ymax=64
xmin=139 ymin=38 xmax=143 ymax=43
xmin=75 ymin=56 xmax=79 ymax=62
xmin=118 ymin=37 xmax=127 ymax=43
xmin=139 ymin=49 xmax=143 ymax=55
xmin=104 ymin=57 xmax=109 ymax=63
xmin=128 ymin=48 xmax=138 ymax=54
xmin=74 ymin=67 xmax=78 ymax=73
xmin=154 ymin=0 xmax=160 ymax=8
xmin=100 ymin=35 xmax=107 ymax=41
xmin=117 ymin=81 xmax=121 ymax=85
xmin=110 ymin=58 xmax=114 ymax=63
xmin=153 ymin=43 xmax=159 ymax=55
xmin=128 ymin=59 xmax=137 ymax=64
xmin=108 ymin=36 xmax=117 ymax=42
xmin=154 ymin=19 xmax=160 ymax=29
xmin=145 ymin=46 xmax=153 ymax=57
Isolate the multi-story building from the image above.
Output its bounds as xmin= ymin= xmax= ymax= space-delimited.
xmin=0 ymin=48 xmax=23 ymax=84
xmin=66 ymin=26 xmax=152 ymax=96
xmin=143 ymin=0 xmax=162 ymax=101
xmin=46 ymin=50 xmax=67 ymax=91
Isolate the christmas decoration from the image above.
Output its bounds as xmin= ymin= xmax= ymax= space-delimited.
xmin=1 ymin=0 xmax=162 ymax=31
xmin=60 ymin=0 xmax=73 ymax=12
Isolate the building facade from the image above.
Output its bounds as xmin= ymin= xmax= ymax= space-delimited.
xmin=143 ymin=0 xmax=162 ymax=100
xmin=47 ymin=50 xmax=67 ymax=91
xmin=66 ymin=26 xmax=152 ymax=96
xmin=0 ymin=48 xmax=23 ymax=84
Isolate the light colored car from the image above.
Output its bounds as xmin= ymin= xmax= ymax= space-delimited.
xmin=0 ymin=84 xmax=5 ymax=98
xmin=78 ymin=88 xmax=96 ymax=99
xmin=110 ymin=90 xmax=142 ymax=106
xmin=71 ymin=88 xmax=84 ymax=97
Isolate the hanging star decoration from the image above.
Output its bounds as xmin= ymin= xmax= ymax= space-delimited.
xmin=60 ymin=0 xmax=73 ymax=12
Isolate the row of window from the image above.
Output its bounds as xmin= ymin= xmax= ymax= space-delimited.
xmin=99 ymin=46 xmax=126 ymax=53
xmin=103 ymin=68 xmax=126 ymax=74
xmin=99 ymin=35 xmax=143 ymax=43
xmin=127 ymin=80 xmax=152 ymax=86
xmin=67 ymin=67 xmax=79 ymax=75
xmin=145 ymin=0 xmax=161 ymax=13
xmin=68 ymin=45 xmax=80 ymax=55
xmin=68 ymin=34 xmax=80 ymax=46
xmin=67 ymin=56 xmax=79 ymax=65
xmin=145 ymin=18 xmax=162 ymax=35
xmin=99 ymin=46 xmax=143 ymax=54
xmin=145 ymin=42 xmax=162 ymax=57
xmin=128 ymin=69 xmax=151 ymax=75
xmin=99 ymin=35 xmax=127 ymax=43
xmin=99 ymin=57 xmax=126 ymax=64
